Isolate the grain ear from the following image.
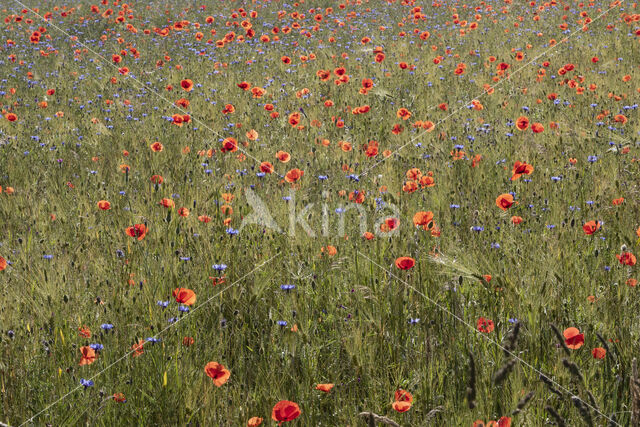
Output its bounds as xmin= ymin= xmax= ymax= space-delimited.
xmin=631 ymin=358 xmax=640 ymax=427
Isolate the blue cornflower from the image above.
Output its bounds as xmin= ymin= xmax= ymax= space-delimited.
xmin=213 ymin=264 xmax=227 ymax=272
xmin=280 ymin=284 xmax=295 ymax=291
xmin=89 ymin=343 xmax=103 ymax=351
xmin=100 ymin=324 xmax=114 ymax=330
xmin=80 ymin=379 xmax=94 ymax=388
xmin=277 ymin=320 xmax=288 ymax=326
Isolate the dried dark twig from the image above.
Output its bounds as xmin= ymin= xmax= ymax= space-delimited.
xmin=358 ymin=412 xmax=400 ymax=427
xmin=545 ymin=405 xmax=566 ymax=427
xmin=511 ymin=391 xmax=534 ymax=416
xmin=467 ymin=352 xmax=477 ymax=409
xmin=571 ymin=395 xmax=594 ymax=427
xmin=562 ymin=358 xmax=584 ymax=383
xmin=493 ymin=358 xmax=517 ymax=385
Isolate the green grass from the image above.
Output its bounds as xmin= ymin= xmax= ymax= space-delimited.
xmin=1 ymin=0 xmax=640 ymax=425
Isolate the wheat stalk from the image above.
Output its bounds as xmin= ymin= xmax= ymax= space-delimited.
xmin=358 ymin=412 xmax=400 ymax=427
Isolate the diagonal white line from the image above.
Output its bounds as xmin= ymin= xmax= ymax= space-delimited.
xmin=357 ymin=250 xmax=620 ymax=426
xmin=11 ymin=0 xmax=284 ymax=178
xmin=358 ymin=2 xmax=625 ymax=179
xmin=19 ymin=253 xmax=280 ymax=426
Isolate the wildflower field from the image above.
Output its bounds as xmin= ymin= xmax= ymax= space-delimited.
xmin=1 ymin=0 xmax=640 ymax=425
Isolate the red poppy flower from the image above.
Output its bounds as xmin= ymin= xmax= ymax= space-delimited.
xmin=198 ymin=215 xmax=212 ymax=223
xmin=4 ymin=113 xmax=17 ymax=122
xmin=384 ymin=217 xmax=399 ymax=230
xmin=510 ymin=161 xmax=534 ymax=181
xmin=495 ymin=193 xmax=514 ymax=211
xmin=477 ymin=317 xmax=494 ymax=333
xmin=79 ymin=346 xmax=97 ymax=366
xmin=113 ymin=393 xmax=126 ymax=403
xmin=150 ymin=141 xmax=163 ymax=152
xmin=563 ymin=327 xmax=584 ymax=349
xmin=160 ymin=198 xmax=175 ymax=208
xmin=131 ymin=340 xmax=145 ymax=358
xmin=616 ymin=252 xmax=636 ymax=266
xmin=582 ymin=220 xmax=601 ymax=235
xmin=204 ymin=361 xmax=230 ymax=386
xmin=315 ymin=383 xmax=334 ymax=393
xmin=271 ymin=400 xmax=301 ymax=424
xmin=171 ymin=114 xmax=184 ymax=126
xmin=592 ymin=347 xmax=606 ymax=359
xmin=613 ymin=114 xmax=627 ymax=124
xmin=180 ymin=79 xmax=193 ymax=91
xmin=284 ymin=168 xmax=304 ymax=183
xmin=260 ymin=161 xmax=274 ymax=173
xmin=531 ymin=122 xmax=544 ymax=133
xmin=515 ymin=116 xmax=529 ymax=131
xmin=413 ymin=211 xmax=434 ymax=228
xmin=392 ymin=401 xmax=412 ymax=413
xmin=407 ymin=167 xmax=423 ymax=181
xmin=125 ymin=224 xmax=148 ymax=240
xmin=173 ymin=288 xmax=196 ymax=305
xmin=276 ymin=151 xmax=291 ymax=163
xmin=479 ymin=417 xmax=511 ymax=427
xmin=97 ymin=200 xmax=111 ymax=210
xmin=221 ymin=137 xmax=238 ymax=153
xmin=396 ymin=108 xmax=412 ymax=120
xmin=395 ymin=389 xmax=413 ymax=403
xmin=395 ymin=256 xmax=415 ymax=270
xmin=78 ymin=325 xmax=91 ymax=338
